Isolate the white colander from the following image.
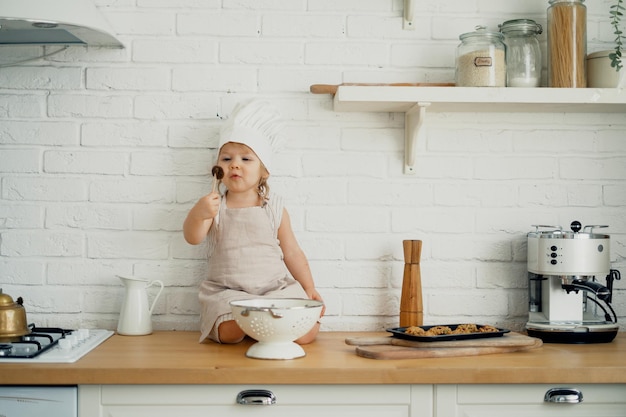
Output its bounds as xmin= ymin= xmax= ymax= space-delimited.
xmin=230 ymin=298 xmax=323 ymax=360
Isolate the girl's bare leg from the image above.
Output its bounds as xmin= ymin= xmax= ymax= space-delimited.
xmin=218 ymin=320 xmax=246 ymax=344
xmin=295 ymin=322 xmax=320 ymax=345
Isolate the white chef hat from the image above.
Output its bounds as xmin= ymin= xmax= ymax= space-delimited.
xmin=218 ymin=99 xmax=284 ymax=174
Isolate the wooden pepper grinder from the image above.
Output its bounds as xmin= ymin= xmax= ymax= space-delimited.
xmin=400 ymin=240 xmax=423 ymax=327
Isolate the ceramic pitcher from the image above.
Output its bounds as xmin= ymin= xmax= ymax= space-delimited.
xmin=116 ymin=275 xmax=164 ymax=336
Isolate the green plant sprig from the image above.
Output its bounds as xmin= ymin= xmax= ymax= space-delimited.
xmin=609 ymin=0 xmax=625 ymax=71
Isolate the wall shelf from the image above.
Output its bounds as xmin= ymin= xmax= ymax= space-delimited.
xmin=331 ymin=86 xmax=626 ymax=174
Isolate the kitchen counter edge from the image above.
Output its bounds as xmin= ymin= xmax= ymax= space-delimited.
xmin=1 ymin=331 xmax=624 ymax=385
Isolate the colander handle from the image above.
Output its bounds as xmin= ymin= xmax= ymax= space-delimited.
xmin=239 ymin=307 xmax=283 ymax=318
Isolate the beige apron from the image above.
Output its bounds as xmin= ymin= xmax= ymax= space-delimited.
xmin=198 ymin=194 xmax=306 ymax=342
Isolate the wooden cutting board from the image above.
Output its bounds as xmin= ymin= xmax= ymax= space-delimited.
xmin=309 ymin=82 xmax=455 ymax=95
xmin=355 ymin=339 xmax=543 ymax=360
xmin=346 ymin=332 xmax=539 ymax=349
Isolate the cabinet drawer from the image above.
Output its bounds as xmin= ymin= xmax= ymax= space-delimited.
xmin=80 ymin=385 xmax=426 ymax=417
xmin=99 ymin=404 xmax=408 ymax=417
xmin=435 ymin=384 xmax=626 ymax=417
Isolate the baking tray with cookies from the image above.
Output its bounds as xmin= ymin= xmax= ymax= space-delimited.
xmin=387 ymin=324 xmax=510 ymax=342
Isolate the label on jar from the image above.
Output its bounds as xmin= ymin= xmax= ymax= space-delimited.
xmin=474 ymin=57 xmax=492 ymax=67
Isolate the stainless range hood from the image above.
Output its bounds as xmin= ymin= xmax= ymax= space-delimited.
xmin=0 ymin=0 xmax=123 ymax=48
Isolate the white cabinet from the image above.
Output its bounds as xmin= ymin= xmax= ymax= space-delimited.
xmin=434 ymin=384 xmax=626 ymax=417
xmin=79 ymin=383 xmax=626 ymax=417
xmin=79 ymin=385 xmax=433 ymax=417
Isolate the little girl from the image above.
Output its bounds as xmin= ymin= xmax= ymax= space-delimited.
xmin=183 ymin=100 xmax=324 ymax=344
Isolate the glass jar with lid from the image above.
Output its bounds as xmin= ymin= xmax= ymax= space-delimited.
xmin=547 ymin=0 xmax=587 ymax=87
xmin=455 ymin=26 xmax=506 ymax=87
xmin=499 ymin=19 xmax=543 ymax=87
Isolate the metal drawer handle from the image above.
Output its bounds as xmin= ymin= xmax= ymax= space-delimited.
xmin=544 ymin=387 xmax=583 ymax=404
xmin=236 ymin=389 xmax=276 ymax=405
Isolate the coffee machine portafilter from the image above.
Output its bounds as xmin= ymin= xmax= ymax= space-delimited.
xmin=526 ymin=221 xmax=620 ymax=343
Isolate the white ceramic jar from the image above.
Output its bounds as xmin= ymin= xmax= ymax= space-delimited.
xmin=586 ymin=50 xmax=622 ymax=88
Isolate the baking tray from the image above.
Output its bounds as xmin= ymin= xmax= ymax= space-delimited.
xmin=387 ymin=324 xmax=510 ymax=342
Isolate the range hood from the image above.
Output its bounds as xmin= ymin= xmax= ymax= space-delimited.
xmin=0 ymin=0 xmax=123 ymax=48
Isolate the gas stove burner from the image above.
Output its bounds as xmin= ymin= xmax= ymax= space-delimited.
xmin=0 ymin=327 xmax=65 ymax=358
xmin=0 ymin=325 xmax=114 ymax=362
xmin=0 ymin=344 xmax=13 ymax=356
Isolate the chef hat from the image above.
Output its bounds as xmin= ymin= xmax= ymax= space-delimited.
xmin=218 ymin=99 xmax=284 ymax=174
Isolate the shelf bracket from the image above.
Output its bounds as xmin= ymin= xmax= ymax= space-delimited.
xmin=404 ymin=102 xmax=430 ymax=175
xmin=403 ymin=0 xmax=416 ymax=30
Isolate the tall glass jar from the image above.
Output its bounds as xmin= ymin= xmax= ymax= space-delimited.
xmin=499 ymin=19 xmax=543 ymax=87
xmin=547 ymin=0 xmax=587 ymax=87
xmin=455 ymin=26 xmax=506 ymax=87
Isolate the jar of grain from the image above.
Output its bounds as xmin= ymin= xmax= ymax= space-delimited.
xmin=456 ymin=26 xmax=506 ymax=87
xmin=499 ymin=19 xmax=543 ymax=87
xmin=547 ymin=0 xmax=587 ymax=87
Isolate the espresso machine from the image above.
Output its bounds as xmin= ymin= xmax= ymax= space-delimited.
xmin=526 ymin=221 xmax=621 ymax=343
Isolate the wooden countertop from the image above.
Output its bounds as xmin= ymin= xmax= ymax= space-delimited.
xmin=2 ymin=331 xmax=625 ymax=385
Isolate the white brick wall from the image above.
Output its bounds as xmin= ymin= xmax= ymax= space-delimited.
xmin=0 ymin=0 xmax=624 ymax=334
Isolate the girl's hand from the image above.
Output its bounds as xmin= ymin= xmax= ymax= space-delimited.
xmin=196 ymin=192 xmax=221 ymax=220
xmin=306 ymin=288 xmax=326 ymax=317
xmin=183 ymin=192 xmax=221 ymax=244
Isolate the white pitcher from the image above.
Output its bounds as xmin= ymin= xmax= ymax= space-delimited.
xmin=116 ymin=275 xmax=164 ymax=336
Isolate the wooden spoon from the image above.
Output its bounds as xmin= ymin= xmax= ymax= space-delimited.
xmin=211 ymin=165 xmax=224 ymax=194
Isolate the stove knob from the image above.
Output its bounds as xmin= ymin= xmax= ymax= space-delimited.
xmin=58 ymin=339 xmax=72 ymax=350
xmin=76 ymin=329 xmax=90 ymax=341
xmin=66 ymin=334 xmax=78 ymax=346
